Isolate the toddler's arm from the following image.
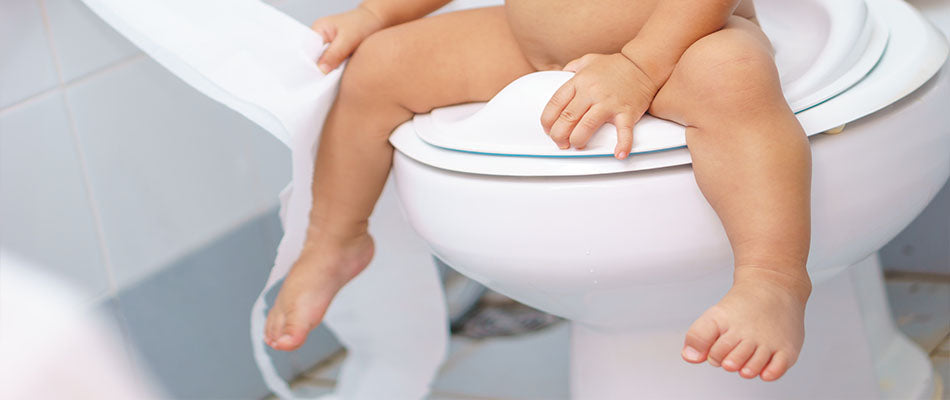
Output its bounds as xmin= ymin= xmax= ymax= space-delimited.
xmin=360 ymin=0 xmax=454 ymax=27
xmin=314 ymin=0 xmax=452 ymax=72
xmin=621 ymin=0 xmax=741 ymax=88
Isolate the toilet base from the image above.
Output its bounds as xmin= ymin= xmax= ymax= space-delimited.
xmin=569 ymin=254 xmax=936 ymax=400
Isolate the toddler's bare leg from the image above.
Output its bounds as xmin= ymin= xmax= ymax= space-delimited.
xmin=265 ymin=7 xmax=535 ymax=351
xmin=648 ymin=17 xmax=812 ymax=381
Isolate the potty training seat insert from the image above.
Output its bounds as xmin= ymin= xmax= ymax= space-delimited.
xmin=411 ymin=0 xmax=890 ymax=158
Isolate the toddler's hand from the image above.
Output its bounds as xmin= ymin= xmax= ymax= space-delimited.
xmin=311 ymin=6 xmax=386 ymax=73
xmin=540 ymin=53 xmax=660 ymax=159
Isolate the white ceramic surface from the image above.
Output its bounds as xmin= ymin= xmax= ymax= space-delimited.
xmin=391 ymin=0 xmax=950 ymax=396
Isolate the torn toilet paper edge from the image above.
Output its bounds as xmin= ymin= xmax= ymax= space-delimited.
xmin=79 ymin=1 xmax=449 ymax=399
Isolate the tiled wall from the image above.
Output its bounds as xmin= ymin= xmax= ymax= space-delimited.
xmin=0 ymin=0 xmax=946 ymax=398
xmin=0 ymin=0 xmax=357 ymax=398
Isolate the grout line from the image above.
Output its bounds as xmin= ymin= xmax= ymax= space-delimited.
xmin=931 ymin=332 xmax=950 ymax=357
xmin=56 ymin=88 xmax=121 ymax=303
xmin=884 ymin=270 xmax=950 ymax=284
xmin=300 ymin=349 xmax=347 ymax=380
xmin=437 ymin=338 xmax=485 ymax=374
xmin=60 ymin=52 xmax=146 ymax=89
xmin=0 ymin=51 xmax=145 ymax=116
xmin=39 ymin=0 xmax=122 ymax=304
xmin=36 ymin=0 xmax=66 ymax=84
xmin=0 ymin=88 xmax=61 ymax=117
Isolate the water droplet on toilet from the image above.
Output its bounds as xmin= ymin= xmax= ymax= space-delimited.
xmin=593 ymin=280 xmax=599 ymax=284
xmin=589 ymin=268 xmax=594 ymax=273
xmin=585 ymin=250 xmax=591 ymax=255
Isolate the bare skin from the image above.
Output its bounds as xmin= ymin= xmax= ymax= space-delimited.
xmin=265 ymin=0 xmax=812 ymax=382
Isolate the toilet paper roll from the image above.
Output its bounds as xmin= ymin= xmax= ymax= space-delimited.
xmin=78 ymin=1 xmax=449 ymax=399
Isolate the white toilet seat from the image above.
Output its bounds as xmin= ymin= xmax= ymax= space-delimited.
xmin=390 ymin=0 xmax=948 ymax=176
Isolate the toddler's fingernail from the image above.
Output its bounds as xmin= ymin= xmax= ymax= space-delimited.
xmin=683 ymin=346 xmax=702 ymax=361
xmin=722 ymin=359 xmax=736 ymax=369
xmin=318 ymin=63 xmax=330 ymax=73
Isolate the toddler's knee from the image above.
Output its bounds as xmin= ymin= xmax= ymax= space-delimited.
xmin=339 ymin=29 xmax=405 ymax=101
xmin=678 ymin=31 xmax=779 ymax=113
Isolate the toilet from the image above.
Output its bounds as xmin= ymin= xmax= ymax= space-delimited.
xmin=388 ymin=0 xmax=950 ymax=398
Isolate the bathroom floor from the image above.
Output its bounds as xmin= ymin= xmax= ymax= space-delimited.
xmin=272 ymin=273 xmax=950 ymax=400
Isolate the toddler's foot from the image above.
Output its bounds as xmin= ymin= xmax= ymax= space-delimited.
xmin=265 ymin=230 xmax=374 ymax=351
xmin=681 ymin=266 xmax=811 ymax=381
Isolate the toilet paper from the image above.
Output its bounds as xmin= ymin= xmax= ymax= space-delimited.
xmin=79 ymin=1 xmax=448 ymax=399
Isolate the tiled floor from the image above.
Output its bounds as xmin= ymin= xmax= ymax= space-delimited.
xmin=274 ymin=274 xmax=950 ymax=400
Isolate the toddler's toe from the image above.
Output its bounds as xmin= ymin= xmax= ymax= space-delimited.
xmin=265 ymin=310 xmax=284 ymax=346
xmin=761 ymin=351 xmax=790 ymax=381
xmin=706 ymin=334 xmax=740 ymax=368
xmin=739 ymin=346 xmax=772 ymax=379
xmin=273 ymin=311 xmax=312 ymax=351
xmin=721 ymin=341 xmax=756 ymax=372
xmin=682 ymin=313 xmax=721 ymax=363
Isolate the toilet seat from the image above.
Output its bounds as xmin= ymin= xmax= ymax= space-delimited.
xmin=390 ymin=0 xmax=948 ymax=176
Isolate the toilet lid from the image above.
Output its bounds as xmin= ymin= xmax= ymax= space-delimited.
xmin=390 ymin=0 xmax=948 ymax=176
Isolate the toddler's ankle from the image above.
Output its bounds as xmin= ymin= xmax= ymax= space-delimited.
xmin=733 ymin=264 xmax=812 ymax=305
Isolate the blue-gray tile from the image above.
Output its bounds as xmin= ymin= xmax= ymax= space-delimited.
xmin=42 ymin=0 xmax=139 ymax=82
xmin=0 ymin=93 xmax=108 ymax=298
xmin=886 ymin=280 xmax=950 ymax=352
xmin=0 ymin=0 xmax=60 ymax=108
xmin=880 ymin=181 xmax=950 ymax=275
xmin=433 ymin=322 xmax=570 ymax=400
xmin=271 ymin=0 xmax=360 ymax=25
xmin=115 ymin=210 xmax=340 ymax=399
xmin=241 ymin=125 xmax=291 ymax=200
xmin=64 ymin=58 xmax=281 ymax=288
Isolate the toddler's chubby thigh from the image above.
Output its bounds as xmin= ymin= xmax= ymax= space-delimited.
xmin=340 ymin=6 xmax=536 ymax=114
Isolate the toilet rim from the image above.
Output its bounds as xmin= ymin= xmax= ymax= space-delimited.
xmin=389 ymin=0 xmax=949 ymax=177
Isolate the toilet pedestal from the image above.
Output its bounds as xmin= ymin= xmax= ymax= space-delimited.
xmin=569 ymin=254 xmax=936 ymax=400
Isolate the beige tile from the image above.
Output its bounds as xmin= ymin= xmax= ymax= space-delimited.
xmin=885 ymin=280 xmax=950 ymax=352
xmin=936 ymin=335 xmax=950 ymax=355
xmin=432 ymin=322 xmax=570 ymax=400
xmin=932 ymin=355 xmax=949 ymax=399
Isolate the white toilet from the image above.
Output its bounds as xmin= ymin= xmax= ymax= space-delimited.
xmin=389 ymin=0 xmax=950 ymax=398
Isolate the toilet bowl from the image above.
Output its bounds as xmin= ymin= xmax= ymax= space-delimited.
xmin=389 ymin=0 xmax=950 ymax=398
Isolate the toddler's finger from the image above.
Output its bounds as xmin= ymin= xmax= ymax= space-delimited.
xmin=317 ymin=34 xmax=351 ymax=73
xmin=310 ymin=20 xmax=336 ymax=43
xmin=548 ymin=97 xmax=591 ymax=149
xmin=568 ymin=105 xmax=611 ymax=149
xmin=562 ymin=54 xmax=596 ymax=72
xmin=613 ymin=113 xmax=636 ymax=159
xmin=540 ymin=82 xmax=576 ymax=133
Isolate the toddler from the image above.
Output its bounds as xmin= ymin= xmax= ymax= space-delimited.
xmin=264 ymin=0 xmax=812 ymax=382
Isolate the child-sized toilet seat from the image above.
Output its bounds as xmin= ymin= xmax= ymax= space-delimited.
xmin=391 ymin=0 xmax=948 ymax=176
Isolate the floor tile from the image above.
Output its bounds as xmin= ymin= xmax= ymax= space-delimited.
xmin=0 ymin=93 xmax=108 ymax=298
xmin=432 ymin=322 xmax=570 ymax=400
xmin=64 ymin=58 xmax=280 ymax=288
xmin=0 ymin=0 xmax=60 ymax=108
xmin=886 ymin=279 xmax=950 ymax=352
xmin=114 ymin=210 xmax=340 ymax=399
xmin=42 ymin=0 xmax=139 ymax=82
xmin=933 ymin=355 xmax=949 ymax=399
xmin=879 ymin=181 xmax=950 ymax=275
xmin=937 ymin=335 xmax=950 ymax=354
xmin=263 ymin=377 xmax=336 ymax=400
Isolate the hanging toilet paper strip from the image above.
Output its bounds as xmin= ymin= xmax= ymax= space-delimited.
xmin=78 ymin=0 xmax=448 ymax=399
